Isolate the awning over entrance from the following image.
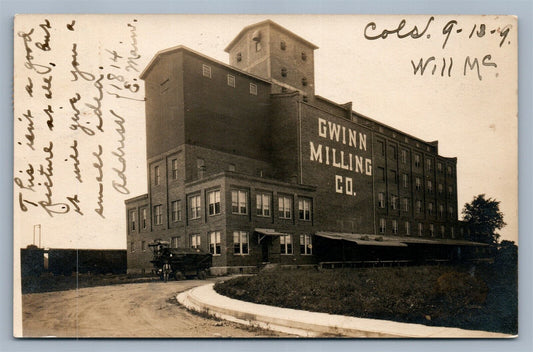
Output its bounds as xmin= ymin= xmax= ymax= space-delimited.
xmin=315 ymin=232 xmax=408 ymax=247
xmin=255 ymin=228 xmax=288 ymax=236
xmin=255 ymin=228 xmax=292 ymax=244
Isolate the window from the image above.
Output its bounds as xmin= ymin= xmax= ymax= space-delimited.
xmin=427 ymin=180 xmax=433 ymax=193
xmin=301 ymin=77 xmax=308 ymax=86
xmin=301 ymin=52 xmax=307 ymax=61
xmin=231 ymin=190 xmax=248 ymax=214
xmin=378 ymin=192 xmax=385 ymax=208
xmin=437 ymin=162 xmax=443 ymax=173
xmin=189 ymin=195 xmax=201 ymax=220
xmin=389 ymin=145 xmax=397 ymax=160
xmin=391 ymin=195 xmax=398 ymax=210
xmin=414 ymin=154 xmax=421 ymax=168
xmin=401 ymin=149 xmax=408 ymax=164
xmin=130 ymin=241 xmax=135 ymax=253
xmin=429 ymin=224 xmax=435 ymax=237
xmin=448 ymin=206 xmax=454 ymax=217
xmin=236 ymin=52 xmax=242 ymax=62
xmin=402 ymin=174 xmax=408 ymax=188
xmin=392 ymin=220 xmax=398 ymax=234
xmin=418 ymin=223 xmax=423 ymax=236
xmin=428 ymin=202 xmax=433 ymax=215
xmin=141 ymin=241 xmax=146 ymax=252
xmin=141 ymin=208 xmax=147 ymax=229
xmin=160 ymin=78 xmax=170 ymax=94
xmin=130 ymin=211 xmax=136 ymax=231
xmin=426 ymin=159 xmax=432 ymax=171
xmin=233 ymin=231 xmax=249 ymax=255
xmin=280 ymin=41 xmax=286 ymax=50
xmin=154 ymin=165 xmax=160 ymax=185
xmin=280 ymin=234 xmax=293 ymax=255
xmin=448 ymin=186 xmax=453 ymax=196
xmin=249 ymin=83 xmax=257 ymax=95
xmin=202 ymin=64 xmax=211 ymax=78
xmin=171 ymin=236 xmax=180 ymax=248
xmin=278 ymin=195 xmax=292 ymax=219
xmin=256 ymin=192 xmax=271 ymax=217
xmin=208 ymin=190 xmax=221 ymax=216
xmin=379 ymin=218 xmax=386 ymax=233
xmin=190 ymin=234 xmax=201 ymax=249
xmin=209 ymin=231 xmax=221 ymax=255
xmin=415 ymin=177 xmax=421 ymax=191
xmin=281 ymin=68 xmax=287 ymax=77
xmin=451 ymin=227 xmax=455 ymax=239
xmin=300 ymin=235 xmax=312 ymax=255
xmin=228 ymin=163 xmax=236 ymax=172
xmin=403 ymin=198 xmax=409 ymax=212
xmin=377 ymin=141 xmax=385 ymax=156
xmin=255 ymin=41 xmax=262 ymax=52
xmin=171 ymin=200 xmax=182 ymax=222
xmin=171 ymin=159 xmax=178 ymax=180
xmin=154 ymin=205 xmax=162 ymax=225
xmin=416 ymin=200 xmax=422 ymax=214
xmin=405 ymin=221 xmax=410 ymax=236
xmin=298 ymin=198 xmax=311 ymax=221
xmin=438 ymin=183 xmax=443 ymax=194
xmin=390 ymin=170 xmax=397 ymax=183
xmin=378 ymin=167 xmax=385 ymax=181
xmin=439 ymin=205 xmax=444 ymax=218
xmin=227 ymin=74 xmax=235 ymax=88
xmin=440 ymin=225 xmax=445 ymax=238
xmin=447 ymin=165 xmax=453 ymax=175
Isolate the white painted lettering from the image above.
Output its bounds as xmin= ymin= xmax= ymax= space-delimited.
xmin=309 ymin=141 xmax=322 ymax=163
xmin=335 ymin=175 xmax=343 ymax=193
xmin=365 ymin=158 xmax=372 ymax=176
xmin=328 ymin=121 xmax=341 ymax=142
xmin=355 ymin=155 xmax=363 ymax=173
xmin=318 ymin=118 xmax=327 ymax=138
xmin=340 ymin=151 xmax=350 ymax=170
xmin=349 ymin=129 xmax=357 ymax=147
xmin=332 ymin=148 xmax=341 ymax=168
xmin=359 ymin=133 xmax=367 ymax=151
xmin=345 ymin=177 xmax=353 ymax=195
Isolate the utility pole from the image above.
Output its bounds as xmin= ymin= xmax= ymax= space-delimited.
xmin=33 ymin=224 xmax=41 ymax=248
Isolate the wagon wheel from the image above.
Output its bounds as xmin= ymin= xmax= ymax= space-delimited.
xmin=174 ymin=271 xmax=185 ymax=281
xmin=197 ymin=270 xmax=207 ymax=280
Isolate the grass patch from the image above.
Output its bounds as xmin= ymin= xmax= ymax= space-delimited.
xmin=214 ymin=264 xmax=517 ymax=334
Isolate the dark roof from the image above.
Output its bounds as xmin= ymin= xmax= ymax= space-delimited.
xmin=224 ymin=19 xmax=319 ymax=53
xmin=315 ymin=232 xmax=489 ymax=247
xmin=139 ymin=45 xmax=271 ymax=84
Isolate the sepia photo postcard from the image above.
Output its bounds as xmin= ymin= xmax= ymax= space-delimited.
xmin=13 ymin=14 xmax=518 ymax=338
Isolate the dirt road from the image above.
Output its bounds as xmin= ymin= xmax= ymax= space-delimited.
xmin=22 ymin=278 xmax=285 ymax=338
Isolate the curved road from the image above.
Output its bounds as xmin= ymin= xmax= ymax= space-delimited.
xmin=22 ymin=278 xmax=284 ymax=338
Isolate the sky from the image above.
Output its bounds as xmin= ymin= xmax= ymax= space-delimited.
xmin=13 ymin=14 xmax=517 ymax=253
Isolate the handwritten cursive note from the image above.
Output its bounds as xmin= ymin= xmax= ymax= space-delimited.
xmin=363 ymin=16 xmax=514 ymax=80
xmin=14 ymin=16 xmax=143 ymax=223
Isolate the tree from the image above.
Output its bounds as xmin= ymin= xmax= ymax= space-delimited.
xmin=462 ymin=194 xmax=506 ymax=244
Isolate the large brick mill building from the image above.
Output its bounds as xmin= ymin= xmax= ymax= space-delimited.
xmin=126 ymin=20 xmax=481 ymax=274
